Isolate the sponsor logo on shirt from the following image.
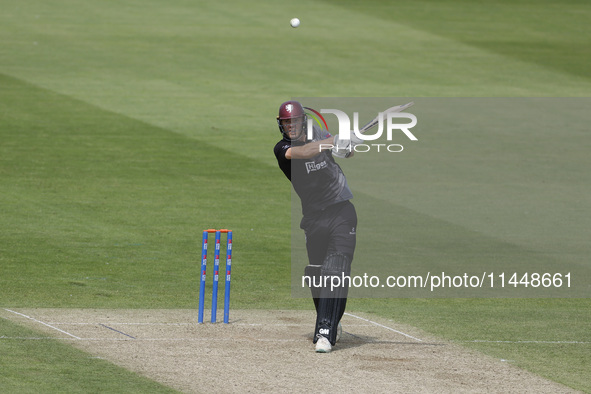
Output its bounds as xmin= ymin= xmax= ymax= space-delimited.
xmin=305 ymin=160 xmax=328 ymax=174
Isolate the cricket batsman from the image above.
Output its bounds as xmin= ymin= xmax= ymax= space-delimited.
xmin=273 ymin=100 xmax=361 ymax=353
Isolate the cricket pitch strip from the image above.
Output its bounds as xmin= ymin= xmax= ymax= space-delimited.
xmin=0 ymin=308 xmax=576 ymax=393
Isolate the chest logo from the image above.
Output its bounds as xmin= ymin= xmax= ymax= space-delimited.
xmin=305 ymin=160 xmax=328 ymax=174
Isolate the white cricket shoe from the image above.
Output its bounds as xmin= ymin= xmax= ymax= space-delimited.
xmin=315 ymin=336 xmax=332 ymax=353
xmin=336 ymin=322 xmax=342 ymax=343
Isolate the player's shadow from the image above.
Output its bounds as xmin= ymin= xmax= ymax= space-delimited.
xmin=303 ymin=331 xmax=443 ymax=352
xmin=340 ymin=331 xmax=446 ymax=352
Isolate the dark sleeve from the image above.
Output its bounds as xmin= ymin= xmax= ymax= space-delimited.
xmin=274 ymin=140 xmax=291 ymax=181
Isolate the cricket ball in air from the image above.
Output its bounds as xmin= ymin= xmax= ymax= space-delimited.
xmin=290 ymin=18 xmax=300 ymax=28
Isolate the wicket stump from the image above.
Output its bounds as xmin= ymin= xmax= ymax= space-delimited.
xmin=198 ymin=229 xmax=232 ymax=324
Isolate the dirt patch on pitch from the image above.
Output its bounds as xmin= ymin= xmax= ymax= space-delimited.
xmin=0 ymin=308 xmax=576 ymax=393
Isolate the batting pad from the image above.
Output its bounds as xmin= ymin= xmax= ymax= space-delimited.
xmin=314 ymin=253 xmax=351 ymax=345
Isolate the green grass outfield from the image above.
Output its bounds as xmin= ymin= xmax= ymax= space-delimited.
xmin=1 ymin=0 xmax=590 ymax=392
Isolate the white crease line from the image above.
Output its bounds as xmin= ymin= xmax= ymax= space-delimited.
xmin=3 ymin=309 xmax=81 ymax=340
xmin=48 ymin=322 xmax=196 ymax=326
xmin=231 ymin=323 xmax=375 ymax=327
xmin=344 ymin=312 xmax=423 ymax=342
xmin=0 ymin=336 xmax=304 ymax=342
xmin=462 ymin=340 xmax=590 ymax=344
xmin=3 ymin=336 xmax=587 ymax=345
xmin=46 ymin=322 xmax=375 ymax=327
